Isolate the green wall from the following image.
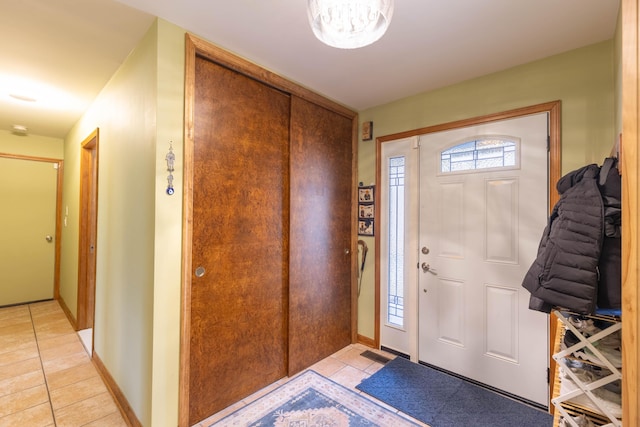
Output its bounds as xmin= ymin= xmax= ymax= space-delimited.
xmin=150 ymin=20 xmax=185 ymax=426
xmin=356 ymin=40 xmax=616 ymax=340
xmin=0 ymin=130 xmax=63 ymax=158
xmin=59 ymin=19 xmax=184 ymax=426
xmin=615 ymin=6 xmax=623 ymax=138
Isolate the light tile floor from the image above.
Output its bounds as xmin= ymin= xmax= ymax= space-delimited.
xmin=1 ymin=300 xmax=426 ymax=427
xmin=0 ymin=300 xmax=127 ymax=426
xmin=195 ymin=344 xmax=429 ymax=427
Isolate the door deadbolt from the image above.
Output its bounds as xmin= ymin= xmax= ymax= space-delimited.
xmin=421 ymin=247 xmax=429 ymax=255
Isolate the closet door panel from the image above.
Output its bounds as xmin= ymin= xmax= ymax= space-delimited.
xmin=189 ymin=57 xmax=290 ymax=424
xmin=289 ymin=96 xmax=354 ymax=374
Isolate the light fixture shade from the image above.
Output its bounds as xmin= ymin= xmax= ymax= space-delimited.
xmin=307 ymin=0 xmax=394 ymax=49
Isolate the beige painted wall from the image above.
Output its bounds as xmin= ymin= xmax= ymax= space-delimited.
xmin=357 ymin=40 xmax=616 ymax=340
xmin=150 ymin=20 xmax=185 ymax=426
xmin=0 ymin=130 xmax=63 ymax=158
xmin=615 ymin=6 xmax=623 ymax=137
xmin=59 ymin=19 xmax=184 ymax=426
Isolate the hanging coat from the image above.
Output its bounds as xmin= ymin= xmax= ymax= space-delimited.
xmin=522 ymin=164 xmax=603 ymax=315
xmin=597 ymin=158 xmax=622 ymax=309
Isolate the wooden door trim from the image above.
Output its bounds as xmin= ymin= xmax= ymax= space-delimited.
xmin=179 ymin=34 xmax=196 ymax=427
xmin=76 ymin=129 xmax=99 ymax=332
xmin=185 ymin=34 xmax=356 ymax=121
xmin=621 ymin=0 xmax=639 ymax=423
xmin=351 ymin=113 xmax=359 ymax=344
xmin=0 ymin=152 xmax=64 ymax=303
xmin=373 ymin=100 xmax=561 ymax=396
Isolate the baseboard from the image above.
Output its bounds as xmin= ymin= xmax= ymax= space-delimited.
xmin=92 ymin=351 xmax=142 ymax=427
xmin=357 ymin=334 xmax=376 ymax=348
xmin=56 ymin=297 xmax=77 ymax=330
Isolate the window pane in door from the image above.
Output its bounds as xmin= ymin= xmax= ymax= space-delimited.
xmin=440 ymin=138 xmax=518 ymax=173
xmin=388 ymin=156 xmax=405 ymax=327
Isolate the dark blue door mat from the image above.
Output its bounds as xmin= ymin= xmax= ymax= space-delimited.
xmin=356 ymin=356 xmax=553 ymax=427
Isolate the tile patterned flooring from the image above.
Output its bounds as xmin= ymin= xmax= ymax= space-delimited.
xmin=195 ymin=344 xmax=428 ymax=427
xmin=0 ymin=300 xmax=127 ymax=426
xmin=1 ymin=299 xmax=426 ymax=427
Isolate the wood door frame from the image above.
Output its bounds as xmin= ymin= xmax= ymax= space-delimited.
xmin=0 ymin=152 xmax=64 ymax=301
xmin=621 ymin=0 xmax=639 ymax=423
xmin=76 ymin=129 xmax=99 ymax=332
xmin=373 ymin=100 xmax=561 ymax=398
xmin=179 ymin=33 xmax=358 ymax=427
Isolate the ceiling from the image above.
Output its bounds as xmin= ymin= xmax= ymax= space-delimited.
xmin=0 ymin=0 xmax=621 ymax=139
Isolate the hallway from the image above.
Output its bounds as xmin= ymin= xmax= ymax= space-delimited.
xmin=0 ymin=300 xmax=126 ymax=426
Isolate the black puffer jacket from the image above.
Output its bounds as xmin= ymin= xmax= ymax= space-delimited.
xmin=522 ymin=164 xmax=603 ymax=314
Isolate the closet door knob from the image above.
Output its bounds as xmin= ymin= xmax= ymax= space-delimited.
xmin=195 ymin=266 xmax=206 ymax=278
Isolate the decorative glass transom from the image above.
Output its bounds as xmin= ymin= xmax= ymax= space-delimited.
xmin=440 ymin=138 xmax=517 ymax=173
xmin=387 ymin=156 xmax=405 ymax=328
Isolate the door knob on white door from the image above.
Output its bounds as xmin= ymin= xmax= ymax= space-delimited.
xmin=421 ymin=262 xmax=437 ymax=274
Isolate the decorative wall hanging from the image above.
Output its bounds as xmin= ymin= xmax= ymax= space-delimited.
xmin=362 ymin=121 xmax=373 ymax=141
xmin=166 ymin=142 xmax=175 ymax=195
xmin=358 ymin=184 xmax=375 ymax=236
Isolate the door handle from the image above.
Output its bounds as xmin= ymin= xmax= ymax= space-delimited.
xmin=421 ymin=262 xmax=437 ymax=274
xmin=195 ymin=266 xmax=206 ymax=278
xmin=45 ymin=235 xmax=53 ymax=243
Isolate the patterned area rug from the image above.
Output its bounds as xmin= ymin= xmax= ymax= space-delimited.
xmin=211 ymin=370 xmax=420 ymax=426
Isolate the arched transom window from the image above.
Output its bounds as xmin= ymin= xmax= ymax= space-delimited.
xmin=440 ymin=137 xmax=519 ymax=173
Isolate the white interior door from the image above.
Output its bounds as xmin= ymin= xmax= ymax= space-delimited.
xmin=418 ymin=113 xmax=549 ymax=405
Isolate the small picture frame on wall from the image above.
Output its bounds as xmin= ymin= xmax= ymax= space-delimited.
xmin=358 ymin=185 xmax=375 ymax=236
xmin=358 ymin=186 xmax=374 ymax=203
xmin=362 ymin=121 xmax=373 ymax=141
xmin=359 ymin=204 xmax=374 ymax=218
xmin=359 ymin=219 xmax=374 ymax=236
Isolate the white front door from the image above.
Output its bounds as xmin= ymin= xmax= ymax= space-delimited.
xmin=418 ymin=113 xmax=549 ymax=405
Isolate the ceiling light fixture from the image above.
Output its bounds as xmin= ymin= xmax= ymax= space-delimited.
xmin=11 ymin=125 xmax=28 ymax=136
xmin=1 ymin=74 xmax=83 ymax=111
xmin=9 ymin=93 xmax=37 ymax=103
xmin=307 ymin=0 xmax=394 ymax=49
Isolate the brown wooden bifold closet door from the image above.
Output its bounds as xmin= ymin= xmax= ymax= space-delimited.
xmin=189 ymin=56 xmax=290 ymax=423
xmin=288 ymin=96 xmax=354 ymax=374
